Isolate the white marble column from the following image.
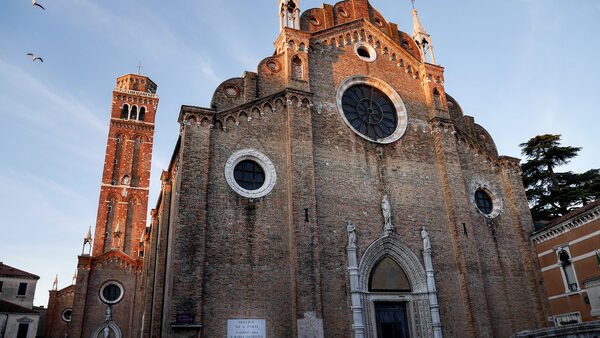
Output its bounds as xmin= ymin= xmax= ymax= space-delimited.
xmin=422 ymin=228 xmax=442 ymax=338
xmin=347 ymin=222 xmax=365 ymax=338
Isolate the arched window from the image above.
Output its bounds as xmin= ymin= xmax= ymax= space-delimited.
xmin=369 ymin=257 xmax=411 ymax=337
xmin=138 ymin=107 xmax=146 ymax=121
xmin=559 ymin=250 xmax=578 ymax=292
xmin=369 ymin=257 xmax=411 ymax=292
xmin=292 ymin=56 xmax=303 ymax=80
xmin=120 ymin=104 xmax=129 ymax=119
xmin=111 ymin=135 xmax=123 ymax=185
xmin=131 ymin=137 xmax=143 ymax=186
xmin=130 ymin=105 xmax=138 ymax=120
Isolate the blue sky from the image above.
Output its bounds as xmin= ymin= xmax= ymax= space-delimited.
xmin=0 ymin=0 xmax=598 ymax=307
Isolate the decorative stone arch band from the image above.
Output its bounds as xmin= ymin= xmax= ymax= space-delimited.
xmin=336 ymin=75 xmax=408 ymax=144
xmin=224 ymin=149 xmax=277 ymax=198
xmin=353 ymin=236 xmax=435 ymax=337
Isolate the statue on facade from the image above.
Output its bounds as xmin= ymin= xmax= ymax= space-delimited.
xmin=421 ymin=227 xmax=431 ymax=251
xmin=347 ymin=221 xmax=356 ymax=248
xmin=382 ymin=194 xmax=394 ymax=236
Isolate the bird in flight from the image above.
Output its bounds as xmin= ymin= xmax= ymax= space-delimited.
xmin=32 ymin=0 xmax=45 ymax=10
xmin=27 ymin=53 xmax=44 ymax=63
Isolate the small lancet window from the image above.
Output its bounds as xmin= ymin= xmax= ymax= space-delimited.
xmin=292 ymin=56 xmax=303 ymax=81
xmin=138 ymin=107 xmax=146 ymax=121
xmin=130 ymin=105 xmax=138 ymax=120
xmin=369 ymin=257 xmax=411 ymax=292
xmin=433 ymin=88 xmax=442 ymax=110
xmin=121 ymin=104 xmax=129 ymax=119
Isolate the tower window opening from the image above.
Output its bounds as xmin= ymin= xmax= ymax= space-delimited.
xmin=292 ymin=56 xmax=303 ymax=80
xmin=139 ymin=106 xmax=146 ymax=121
xmin=121 ymin=104 xmax=129 ymax=119
xmin=130 ymin=105 xmax=138 ymax=120
xmin=433 ymin=88 xmax=442 ymax=109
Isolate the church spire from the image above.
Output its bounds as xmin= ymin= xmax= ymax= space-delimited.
xmin=411 ymin=6 xmax=436 ymax=64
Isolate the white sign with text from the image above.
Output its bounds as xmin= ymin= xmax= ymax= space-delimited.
xmin=227 ymin=319 xmax=266 ymax=338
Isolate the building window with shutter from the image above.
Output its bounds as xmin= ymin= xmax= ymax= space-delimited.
xmin=558 ymin=249 xmax=578 ymax=292
xmin=17 ymin=282 xmax=27 ymax=296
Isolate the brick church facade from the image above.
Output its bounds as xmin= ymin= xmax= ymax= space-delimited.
xmin=45 ymin=1 xmax=550 ymax=337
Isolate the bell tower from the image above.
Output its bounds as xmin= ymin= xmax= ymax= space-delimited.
xmin=92 ymin=74 xmax=159 ymax=257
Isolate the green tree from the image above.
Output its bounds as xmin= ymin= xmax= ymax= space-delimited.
xmin=520 ymin=134 xmax=599 ymax=220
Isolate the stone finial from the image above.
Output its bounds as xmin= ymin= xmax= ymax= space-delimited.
xmin=72 ymin=271 xmax=77 ymax=285
xmin=52 ymin=274 xmax=58 ymax=291
xmin=82 ymin=225 xmax=93 ymax=255
xmin=84 ymin=225 xmax=93 ymax=244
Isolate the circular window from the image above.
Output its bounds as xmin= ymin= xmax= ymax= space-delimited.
xmin=309 ymin=16 xmax=321 ymax=26
xmin=61 ymin=308 xmax=72 ymax=322
xmin=266 ymin=59 xmax=281 ymax=73
xmin=225 ymin=149 xmax=277 ymax=198
xmin=224 ymin=85 xmax=239 ymax=98
xmin=234 ymin=160 xmax=265 ymax=190
xmin=338 ymin=7 xmax=349 ymax=18
xmin=336 ymin=76 xmax=408 ymax=144
xmin=99 ymin=281 xmax=124 ymax=304
xmin=354 ymin=42 xmax=377 ymax=62
xmin=474 ymin=189 xmax=493 ymax=215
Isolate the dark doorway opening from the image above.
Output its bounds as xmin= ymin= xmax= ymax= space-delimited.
xmin=375 ymin=302 xmax=410 ymax=338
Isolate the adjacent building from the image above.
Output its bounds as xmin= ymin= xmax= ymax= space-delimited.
xmin=0 ymin=263 xmax=40 ymax=338
xmin=531 ymin=200 xmax=600 ymax=326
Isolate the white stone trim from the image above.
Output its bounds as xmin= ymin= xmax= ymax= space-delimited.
xmin=548 ymin=289 xmax=586 ymax=300
xmin=224 ymin=149 xmax=277 ymax=199
xmin=468 ymin=178 xmax=503 ymax=219
xmin=91 ymin=322 xmax=122 ymax=338
xmin=354 ymin=42 xmax=377 ymax=62
xmin=336 ymin=76 xmax=408 ymax=144
xmin=538 ymin=230 xmax=600 ymax=258
xmin=61 ymin=308 xmax=72 ymax=322
xmin=356 ymin=235 xmax=433 ymax=337
xmin=99 ymin=281 xmax=124 ymax=305
xmin=531 ymin=204 xmax=600 ymax=244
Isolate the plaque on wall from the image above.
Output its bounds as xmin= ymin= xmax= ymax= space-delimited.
xmin=227 ymin=319 xmax=266 ymax=338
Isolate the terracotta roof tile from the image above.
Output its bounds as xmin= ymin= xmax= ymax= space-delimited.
xmin=0 ymin=262 xmax=39 ymax=279
xmin=0 ymin=299 xmax=38 ymax=314
xmin=546 ymin=199 xmax=600 ymax=228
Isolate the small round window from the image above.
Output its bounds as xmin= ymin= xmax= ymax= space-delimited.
xmin=474 ymin=189 xmax=493 ymax=215
xmin=99 ymin=281 xmax=124 ymax=304
xmin=225 ymin=149 xmax=277 ymax=198
xmin=234 ymin=160 xmax=265 ymax=190
xmin=354 ymin=42 xmax=377 ymax=62
xmin=61 ymin=308 xmax=73 ymax=322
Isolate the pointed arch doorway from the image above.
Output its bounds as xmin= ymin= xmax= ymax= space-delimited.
xmin=370 ymin=257 xmax=412 ymax=338
xmin=348 ymin=235 xmax=435 ymax=338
